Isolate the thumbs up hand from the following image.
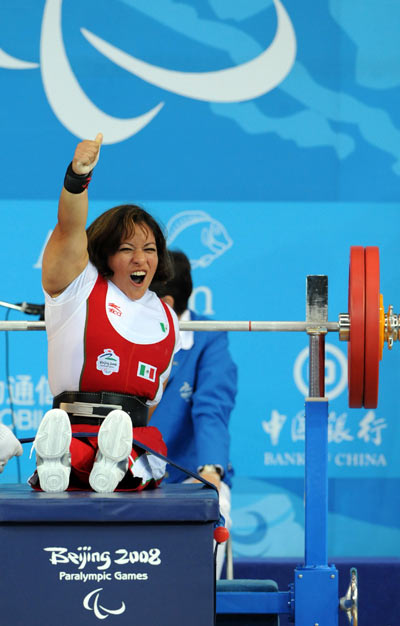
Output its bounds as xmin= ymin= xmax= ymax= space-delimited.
xmin=72 ymin=133 xmax=103 ymax=175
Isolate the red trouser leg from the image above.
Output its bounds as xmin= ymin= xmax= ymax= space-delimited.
xmin=69 ymin=424 xmax=99 ymax=488
xmin=123 ymin=425 xmax=168 ymax=491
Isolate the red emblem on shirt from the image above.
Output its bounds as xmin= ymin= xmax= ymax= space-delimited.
xmin=108 ymin=303 xmax=122 ymax=317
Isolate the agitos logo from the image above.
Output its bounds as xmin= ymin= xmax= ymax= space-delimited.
xmin=83 ymin=588 xmax=126 ymax=620
xmin=0 ymin=0 xmax=296 ymax=144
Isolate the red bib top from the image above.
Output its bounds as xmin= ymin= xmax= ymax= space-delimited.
xmin=79 ymin=275 xmax=176 ymax=401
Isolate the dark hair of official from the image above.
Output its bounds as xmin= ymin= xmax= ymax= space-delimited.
xmin=86 ymin=205 xmax=173 ymax=283
xmin=153 ymin=250 xmax=193 ymax=316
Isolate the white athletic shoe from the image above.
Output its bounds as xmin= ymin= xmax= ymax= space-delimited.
xmin=34 ymin=409 xmax=72 ymax=492
xmin=89 ymin=410 xmax=132 ymax=493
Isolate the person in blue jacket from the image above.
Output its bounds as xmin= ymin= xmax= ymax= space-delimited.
xmin=151 ymin=250 xmax=238 ymax=577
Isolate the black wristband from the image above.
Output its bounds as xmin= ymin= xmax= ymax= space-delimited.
xmin=63 ymin=162 xmax=93 ymax=194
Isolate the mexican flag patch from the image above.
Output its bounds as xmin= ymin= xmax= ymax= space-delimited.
xmin=137 ymin=361 xmax=157 ymax=382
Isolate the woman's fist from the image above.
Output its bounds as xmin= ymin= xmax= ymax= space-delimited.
xmin=72 ymin=132 xmax=103 ymax=175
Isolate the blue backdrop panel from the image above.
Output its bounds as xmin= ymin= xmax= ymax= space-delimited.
xmin=1 ymin=0 xmax=400 ymax=202
xmin=0 ymin=0 xmax=400 ymax=559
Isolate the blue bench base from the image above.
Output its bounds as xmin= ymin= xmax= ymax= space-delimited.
xmin=216 ymin=579 xmax=282 ymax=625
xmin=0 ymin=484 xmax=219 ymax=626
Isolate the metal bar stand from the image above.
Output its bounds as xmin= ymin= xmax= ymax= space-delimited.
xmin=294 ymin=276 xmax=338 ymax=625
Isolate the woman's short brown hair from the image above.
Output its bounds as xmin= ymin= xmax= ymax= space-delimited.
xmin=87 ymin=205 xmax=173 ymax=283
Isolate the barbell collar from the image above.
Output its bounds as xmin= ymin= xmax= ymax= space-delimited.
xmin=338 ymin=313 xmax=350 ymax=341
xmin=385 ymin=305 xmax=399 ymax=349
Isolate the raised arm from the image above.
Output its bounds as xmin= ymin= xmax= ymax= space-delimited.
xmin=42 ymin=133 xmax=103 ymax=296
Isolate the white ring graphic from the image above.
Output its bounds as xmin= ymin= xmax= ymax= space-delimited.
xmin=293 ymin=343 xmax=347 ymax=400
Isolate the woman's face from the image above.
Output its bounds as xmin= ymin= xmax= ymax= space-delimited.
xmin=107 ymin=223 xmax=158 ymax=300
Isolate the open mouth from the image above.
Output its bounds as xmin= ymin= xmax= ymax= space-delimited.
xmin=130 ymin=271 xmax=146 ymax=285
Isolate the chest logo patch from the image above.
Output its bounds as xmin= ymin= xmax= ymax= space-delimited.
xmin=108 ymin=302 xmax=122 ymax=316
xmin=137 ymin=361 xmax=157 ymax=382
xmin=96 ymin=348 xmax=120 ymax=376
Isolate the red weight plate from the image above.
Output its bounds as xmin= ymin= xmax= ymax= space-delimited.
xmin=348 ymin=247 xmax=365 ymax=408
xmin=363 ymin=247 xmax=380 ymax=408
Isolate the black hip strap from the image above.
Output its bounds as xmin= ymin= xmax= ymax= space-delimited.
xmin=52 ymin=390 xmax=149 ymax=427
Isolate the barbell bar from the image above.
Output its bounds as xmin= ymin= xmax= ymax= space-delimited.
xmin=0 ymin=320 xmax=340 ymax=332
xmin=0 ymin=246 xmax=397 ymax=409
